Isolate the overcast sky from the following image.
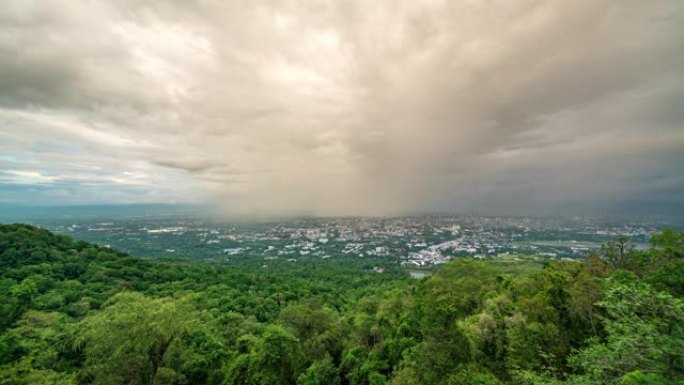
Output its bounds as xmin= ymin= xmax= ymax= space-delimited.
xmin=1 ymin=0 xmax=683 ymax=216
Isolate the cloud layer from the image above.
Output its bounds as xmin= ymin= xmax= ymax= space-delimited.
xmin=1 ymin=0 xmax=683 ymax=216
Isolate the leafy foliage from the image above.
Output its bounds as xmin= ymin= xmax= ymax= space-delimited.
xmin=1 ymin=224 xmax=683 ymax=384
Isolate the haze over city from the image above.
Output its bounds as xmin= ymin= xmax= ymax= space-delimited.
xmin=1 ymin=0 xmax=683 ymax=216
xmin=3 ymin=3 xmax=684 ymax=385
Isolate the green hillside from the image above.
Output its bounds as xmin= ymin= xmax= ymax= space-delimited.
xmin=0 ymin=224 xmax=682 ymax=385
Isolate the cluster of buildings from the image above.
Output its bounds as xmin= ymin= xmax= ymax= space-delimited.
xmin=41 ymin=215 xmax=667 ymax=266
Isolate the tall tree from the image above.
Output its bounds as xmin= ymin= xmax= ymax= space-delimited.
xmin=74 ymin=292 xmax=197 ymax=385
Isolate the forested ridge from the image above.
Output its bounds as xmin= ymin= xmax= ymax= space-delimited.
xmin=0 ymin=224 xmax=682 ymax=385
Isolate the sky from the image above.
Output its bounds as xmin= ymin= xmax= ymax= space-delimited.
xmin=0 ymin=0 xmax=683 ymax=217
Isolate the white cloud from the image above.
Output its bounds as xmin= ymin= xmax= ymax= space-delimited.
xmin=2 ymin=170 xmax=59 ymax=184
xmin=0 ymin=0 xmax=682 ymax=215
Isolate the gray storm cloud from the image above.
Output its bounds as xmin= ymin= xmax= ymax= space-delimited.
xmin=0 ymin=0 xmax=682 ymax=216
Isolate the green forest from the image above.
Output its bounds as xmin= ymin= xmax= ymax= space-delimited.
xmin=0 ymin=224 xmax=682 ymax=385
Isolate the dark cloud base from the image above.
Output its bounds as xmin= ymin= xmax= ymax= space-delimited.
xmin=0 ymin=0 xmax=682 ymax=217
